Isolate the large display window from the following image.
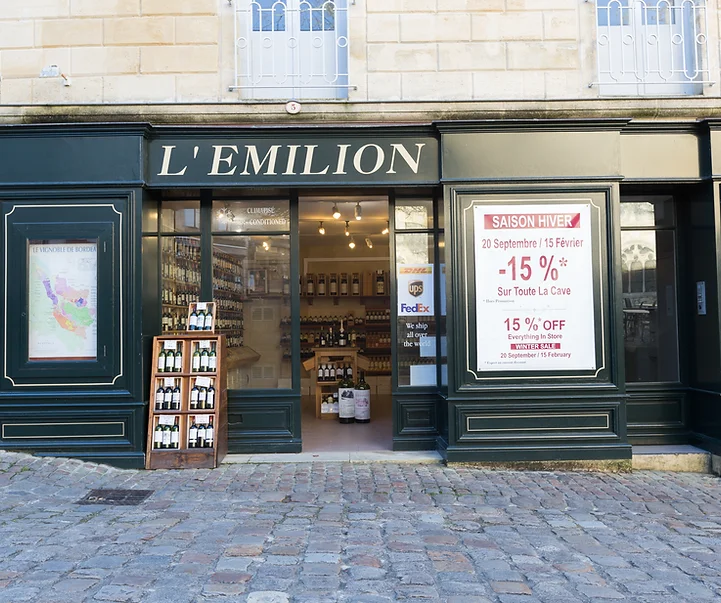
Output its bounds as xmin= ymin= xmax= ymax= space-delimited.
xmin=620 ymin=197 xmax=679 ymax=383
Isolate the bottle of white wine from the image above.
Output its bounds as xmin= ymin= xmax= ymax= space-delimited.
xmin=200 ymin=348 xmax=210 ymax=372
xmin=155 ymin=384 xmax=164 ymax=411
xmin=157 ymin=348 xmax=166 ymax=372
xmin=170 ymin=417 xmax=180 ymax=449
xmin=192 ymin=346 xmax=201 ymax=372
xmin=163 ymin=386 xmax=173 ymax=411
xmin=153 ymin=423 xmax=164 ymax=449
xmin=164 ymin=349 xmax=175 ymax=372
xmin=205 ymin=417 xmax=214 ymax=448
xmin=172 ymin=384 xmax=181 ymax=411
xmin=173 ymin=345 xmax=183 ymax=372
xmin=188 ymin=419 xmax=198 ymax=448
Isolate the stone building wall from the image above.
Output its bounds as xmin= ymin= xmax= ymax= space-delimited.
xmin=0 ymin=0 xmax=718 ymax=113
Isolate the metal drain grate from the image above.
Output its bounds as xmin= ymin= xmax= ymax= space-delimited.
xmin=76 ymin=489 xmax=153 ymax=506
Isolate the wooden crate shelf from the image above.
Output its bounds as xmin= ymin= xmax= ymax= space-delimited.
xmin=146 ymin=333 xmax=228 ymax=470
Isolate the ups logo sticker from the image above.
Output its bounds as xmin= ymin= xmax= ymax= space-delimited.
xmin=408 ymin=280 xmax=424 ymax=297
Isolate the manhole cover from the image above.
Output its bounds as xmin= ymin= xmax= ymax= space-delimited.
xmin=76 ymin=489 xmax=153 ymax=506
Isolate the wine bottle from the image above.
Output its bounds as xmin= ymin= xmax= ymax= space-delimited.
xmin=196 ymin=308 xmax=206 ymax=331
xmin=157 ymin=348 xmax=166 ymax=372
xmin=192 ymin=346 xmax=201 ymax=372
xmin=189 ymin=308 xmax=198 ymax=330
xmin=172 ymin=384 xmax=181 ymax=411
xmin=173 ymin=346 xmax=183 ymax=372
xmin=203 ymin=307 xmax=213 ymax=330
xmin=346 ymin=363 xmax=353 ymax=381
xmin=329 ymin=274 xmax=338 ymax=296
xmin=188 ymin=420 xmax=198 ymax=448
xmin=153 ymin=423 xmax=164 ymax=449
xmin=306 ymin=274 xmax=314 ymax=296
xmin=196 ymin=422 xmax=206 ymax=448
xmin=170 ymin=417 xmax=180 ymax=449
xmin=155 ymin=384 xmax=164 ymax=411
xmin=198 ymin=386 xmax=207 ymax=410
xmin=205 ymin=418 xmax=214 ymax=448
xmin=323 ymin=363 xmax=331 ymax=381
xmin=340 ymin=274 xmax=348 ymax=296
xmin=354 ymin=371 xmax=371 ymax=423
xmin=318 ymin=275 xmax=326 ymax=296
xmin=376 ymin=270 xmax=385 ymax=295
xmin=208 ymin=349 xmax=217 ymax=371
xmin=335 ymin=364 xmax=343 ymax=380
xmin=318 ymin=363 xmax=324 ymax=383
xmin=338 ymin=373 xmax=355 ymax=424
xmin=164 ymin=349 xmax=175 ymax=372
xmin=161 ymin=424 xmax=172 ymax=449
xmin=206 ymin=385 xmax=215 ymax=409
xmin=190 ymin=383 xmax=200 ymax=410
xmin=163 ymin=386 xmax=173 ymax=411
xmin=200 ymin=348 xmax=210 ymax=372
xmin=338 ymin=320 xmax=347 ymax=347
xmin=352 ymin=274 xmax=360 ymax=295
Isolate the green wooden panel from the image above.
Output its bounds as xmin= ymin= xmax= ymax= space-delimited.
xmin=3 ymin=421 xmax=125 ymax=440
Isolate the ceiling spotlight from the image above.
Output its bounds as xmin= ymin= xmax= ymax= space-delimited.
xmin=365 ymin=237 xmax=373 ymax=249
xmin=332 ymin=204 xmax=341 ymax=220
xmin=318 ymin=221 xmax=325 ymax=235
xmin=381 ymin=220 xmax=389 ymax=235
xmin=354 ymin=202 xmax=362 ymax=221
xmin=349 ymin=237 xmax=356 ymax=249
xmin=344 ymin=220 xmax=350 ymax=236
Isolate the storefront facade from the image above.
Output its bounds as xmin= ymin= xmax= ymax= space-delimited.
xmin=1 ymin=119 xmax=721 ymax=468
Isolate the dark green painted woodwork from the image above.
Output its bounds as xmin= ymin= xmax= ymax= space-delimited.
xmin=626 ymin=391 xmax=689 ymax=444
xmin=227 ymin=395 xmax=301 ymax=453
xmin=3 ymin=122 xmax=721 ymax=466
xmin=440 ymin=182 xmax=630 ymax=462
xmin=0 ymin=125 xmax=145 ymax=186
xmin=4 ymin=204 xmax=120 ymax=386
xmin=393 ymin=394 xmax=439 ymax=451
xmin=438 ymin=120 xmax=627 ymax=182
xmin=0 ymin=189 xmax=147 ymax=469
xmin=447 ymin=187 xmax=617 ymax=390
xmin=148 ymin=128 xmax=439 ymax=187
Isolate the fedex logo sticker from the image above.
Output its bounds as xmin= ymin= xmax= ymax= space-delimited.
xmin=398 ymin=264 xmax=434 ymax=316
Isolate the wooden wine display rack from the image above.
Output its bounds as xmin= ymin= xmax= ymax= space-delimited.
xmin=146 ymin=333 xmax=228 ymax=469
xmin=303 ymin=348 xmax=369 ymax=419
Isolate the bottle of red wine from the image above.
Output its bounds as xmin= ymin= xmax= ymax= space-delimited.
xmin=354 ymin=371 xmax=371 ymax=424
xmin=338 ymin=372 xmax=355 ymax=424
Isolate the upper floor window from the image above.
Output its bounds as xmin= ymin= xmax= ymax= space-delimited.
xmin=595 ymin=0 xmax=712 ymax=96
xmin=233 ymin=0 xmax=350 ymax=100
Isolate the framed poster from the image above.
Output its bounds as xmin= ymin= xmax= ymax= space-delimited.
xmin=473 ymin=204 xmax=596 ymax=372
xmin=3 ymin=198 xmax=124 ymax=388
xmin=28 ymin=240 xmax=98 ymax=361
xmin=454 ymin=191 xmax=610 ymax=386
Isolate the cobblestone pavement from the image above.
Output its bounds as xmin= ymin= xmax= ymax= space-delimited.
xmin=1 ymin=452 xmax=721 ymax=603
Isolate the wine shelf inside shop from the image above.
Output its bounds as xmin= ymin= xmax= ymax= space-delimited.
xmin=162 ymin=238 xmax=244 ymax=348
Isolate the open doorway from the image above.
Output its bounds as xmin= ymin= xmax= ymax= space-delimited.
xmin=298 ymin=193 xmax=392 ymax=452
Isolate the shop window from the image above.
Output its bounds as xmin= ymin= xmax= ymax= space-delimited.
xmin=395 ymin=232 xmax=437 ymax=387
xmin=595 ymin=0 xmax=711 ymax=96
xmin=212 ymin=232 xmax=291 ymax=390
xmin=232 ymin=0 xmax=350 ymax=100
xmin=620 ymin=198 xmax=679 ymax=383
